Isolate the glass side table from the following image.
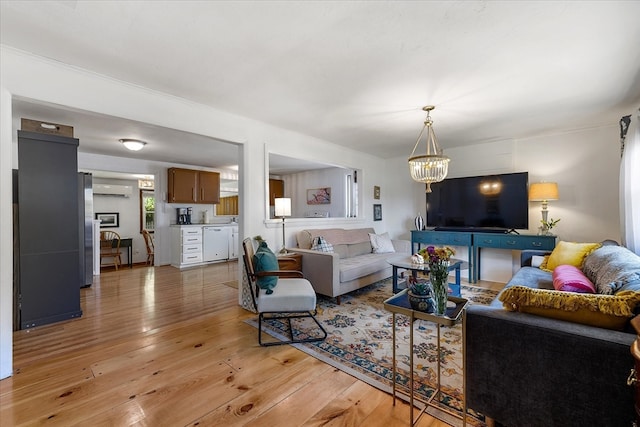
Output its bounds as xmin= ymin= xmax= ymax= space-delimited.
xmin=386 ymin=256 xmax=468 ymax=296
xmin=383 ymin=289 xmax=469 ymax=426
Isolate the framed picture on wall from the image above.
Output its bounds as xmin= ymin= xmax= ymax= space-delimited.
xmin=374 ymin=185 xmax=380 ymax=199
xmin=307 ymin=187 xmax=331 ymax=205
xmin=96 ymin=212 xmax=119 ymax=228
xmin=373 ymin=204 xmax=382 ymax=221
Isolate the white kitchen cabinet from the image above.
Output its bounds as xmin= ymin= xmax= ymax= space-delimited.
xmin=171 ymin=224 xmax=238 ymax=268
xmin=171 ymin=226 xmax=203 ymax=268
xmin=229 ymin=226 xmax=239 ymax=260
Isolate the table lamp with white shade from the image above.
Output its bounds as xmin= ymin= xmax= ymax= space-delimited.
xmin=274 ymin=197 xmax=292 ymax=254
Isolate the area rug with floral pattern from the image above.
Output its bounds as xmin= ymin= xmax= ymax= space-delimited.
xmin=245 ymin=278 xmax=499 ymax=427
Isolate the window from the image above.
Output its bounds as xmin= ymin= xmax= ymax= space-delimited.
xmin=140 ymin=189 xmax=155 ymax=232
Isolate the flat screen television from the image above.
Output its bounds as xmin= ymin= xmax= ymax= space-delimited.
xmin=426 ymin=171 xmax=529 ymax=232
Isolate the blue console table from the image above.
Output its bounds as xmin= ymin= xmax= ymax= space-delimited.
xmin=411 ymin=230 xmax=556 ymax=283
xmin=411 ymin=231 xmax=474 ymax=282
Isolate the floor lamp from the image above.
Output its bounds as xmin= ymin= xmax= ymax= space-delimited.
xmin=274 ymin=198 xmax=291 ymax=254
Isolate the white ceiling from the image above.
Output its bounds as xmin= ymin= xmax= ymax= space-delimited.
xmin=3 ymin=1 xmax=640 ymax=167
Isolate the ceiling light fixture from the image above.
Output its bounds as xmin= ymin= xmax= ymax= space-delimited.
xmin=119 ymin=138 xmax=147 ymax=151
xmin=408 ymin=106 xmax=450 ymax=192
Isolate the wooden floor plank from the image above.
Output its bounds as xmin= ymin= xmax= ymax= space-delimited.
xmin=0 ymin=261 xmax=501 ymax=426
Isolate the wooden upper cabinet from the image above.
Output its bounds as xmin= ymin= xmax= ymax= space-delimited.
xmin=168 ymin=168 xmax=220 ymax=204
xmin=269 ymin=179 xmax=284 ymax=206
xmin=198 ymin=171 xmax=220 ymax=204
xmin=168 ymin=168 xmax=197 ymax=203
xmin=218 ymin=195 xmax=239 ymax=215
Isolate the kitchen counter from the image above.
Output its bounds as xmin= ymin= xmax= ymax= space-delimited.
xmin=171 ymin=223 xmax=238 ymax=227
xmin=170 ymin=223 xmax=239 ymax=268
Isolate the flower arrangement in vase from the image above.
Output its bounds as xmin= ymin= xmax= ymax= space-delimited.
xmin=418 ymin=245 xmax=455 ymax=315
xmin=539 ymin=218 xmax=560 ymax=236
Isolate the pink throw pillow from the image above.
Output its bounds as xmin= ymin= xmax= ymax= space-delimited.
xmin=552 ymin=264 xmax=596 ymax=293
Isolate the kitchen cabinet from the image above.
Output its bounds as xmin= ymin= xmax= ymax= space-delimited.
xmin=17 ymin=130 xmax=83 ymax=329
xmin=198 ymin=170 xmax=220 ymax=204
xmin=171 ymin=224 xmax=238 ymax=267
xmin=217 ymin=195 xmax=238 ymax=215
xmin=269 ymin=179 xmax=284 ymax=206
xmin=168 ymin=167 xmax=220 ymax=204
xmin=229 ymin=226 xmax=239 ymax=259
xmin=171 ymin=226 xmax=203 ymax=268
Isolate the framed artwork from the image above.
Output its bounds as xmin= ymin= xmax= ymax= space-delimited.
xmin=373 ymin=204 xmax=382 ymax=221
xmin=374 ymin=185 xmax=380 ymax=199
xmin=96 ymin=212 xmax=119 ymax=228
xmin=307 ymin=187 xmax=331 ymax=205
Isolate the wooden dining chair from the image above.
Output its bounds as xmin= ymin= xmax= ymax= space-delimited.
xmin=242 ymin=238 xmax=327 ymax=346
xmin=142 ymin=230 xmax=155 ymax=266
xmin=100 ymin=230 xmax=122 ymax=270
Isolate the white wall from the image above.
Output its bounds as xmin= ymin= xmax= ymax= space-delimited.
xmin=281 ymin=167 xmax=350 ymax=218
xmin=382 ymin=126 xmax=621 ymax=283
xmin=93 ymin=177 xmax=149 ymax=265
xmin=0 ymin=45 xmax=625 ymax=379
xmin=0 ymin=47 xmax=386 ymax=378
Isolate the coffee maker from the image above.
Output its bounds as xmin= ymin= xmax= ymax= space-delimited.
xmin=177 ymin=207 xmax=191 ymax=225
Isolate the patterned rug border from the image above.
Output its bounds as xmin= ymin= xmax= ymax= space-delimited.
xmin=245 ymin=279 xmax=498 ymax=427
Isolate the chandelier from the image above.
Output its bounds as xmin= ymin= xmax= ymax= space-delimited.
xmin=408 ymin=106 xmax=450 ymax=192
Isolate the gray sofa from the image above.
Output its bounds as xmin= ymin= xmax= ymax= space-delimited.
xmin=291 ymin=228 xmax=410 ymax=303
xmin=466 ymin=242 xmax=640 ymax=427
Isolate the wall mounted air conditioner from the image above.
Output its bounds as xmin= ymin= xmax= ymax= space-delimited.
xmin=93 ymin=184 xmax=133 ymax=197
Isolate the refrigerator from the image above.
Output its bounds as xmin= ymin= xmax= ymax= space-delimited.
xmin=79 ymin=172 xmax=93 ymax=288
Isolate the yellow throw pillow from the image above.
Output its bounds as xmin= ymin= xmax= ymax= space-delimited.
xmin=540 ymin=241 xmax=601 ymax=272
xmin=499 ymin=285 xmax=640 ymax=330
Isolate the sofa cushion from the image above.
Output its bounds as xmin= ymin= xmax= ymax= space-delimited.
xmin=369 ymin=232 xmax=395 ymax=254
xmin=582 ymin=245 xmax=640 ymax=294
xmin=552 ymin=265 xmax=596 ymax=293
xmin=499 ymin=285 xmax=640 ymax=330
xmin=297 ymin=228 xmax=375 ymax=258
xmin=540 ymin=241 xmax=601 ymax=272
xmin=339 ymin=253 xmax=390 ymax=282
xmin=253 ymin=241 xmax=279 ymax=294
xmin=347 ymin=242 xmax=372 ymax=258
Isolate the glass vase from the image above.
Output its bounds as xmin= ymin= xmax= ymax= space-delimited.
xmin=430 ymin=262 xmax=449 ymax=316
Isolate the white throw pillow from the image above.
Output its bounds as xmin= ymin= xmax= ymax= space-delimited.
xmin=531 ymin=255 xmax=546 ymax=268
xmin=310 ymin=236 xmax=334 ymax=253
xmin=369 ymin=232 xmax=395 ymax=254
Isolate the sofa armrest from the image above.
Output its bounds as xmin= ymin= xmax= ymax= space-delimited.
xmin=466 ymin=305 xmax=635 ymax=426
xmin=392 ymin=239 xmax=411 ymax=254
xmin=520 ymin=249 xmax=552 ymax=267
xmin=289 ymin=248 xmax=340 ymax=297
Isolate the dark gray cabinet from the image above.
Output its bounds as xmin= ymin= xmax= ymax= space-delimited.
xmin=17 ymin=130 xmax=82 ymax=329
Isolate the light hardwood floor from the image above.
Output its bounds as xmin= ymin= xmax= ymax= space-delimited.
xmin=0 ymin=262 xmax=503 ymax=426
